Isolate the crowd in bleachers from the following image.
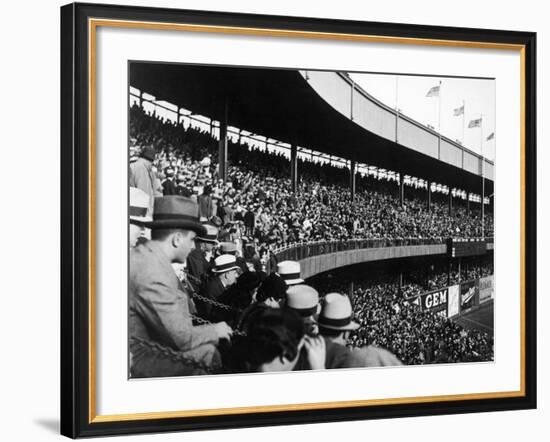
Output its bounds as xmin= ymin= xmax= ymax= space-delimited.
xmin=128 ymin=105 xmax=494 ymax=378
xmin=349 ymin=284 xmax=493 ymax=364
xmin=130 ymin=105 xmax=494 ymax=254
xmin=309 ymin=258 xmax=494 ymax=365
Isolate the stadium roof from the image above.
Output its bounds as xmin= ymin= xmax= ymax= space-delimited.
xmin=130 ymin=62 xmax=493 ymax=196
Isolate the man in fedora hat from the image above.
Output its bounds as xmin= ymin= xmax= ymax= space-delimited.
xmin=161 ymin=166 xmax=177 ymax=196
xmin=290 ymin=292 xmax=357 ymax=371
xmin=129 ymin=144 xmax=158 ymax=216
xmin=176 ymin=173 xmax=193 ymax=198
xmin=129 ymin=187 xmax=152 ymax=248
xmin=198 ymin=254 xmax=241 ymax=320
xmin=316 ymin=293 xmax=362 ymax=369
xmin=186 ymin=223 xmax=219 ymax=292
xmin=219 ymin=241 xmax=248 ymax=274
xmin=277 ymin=261 xmax=305 ymax=286
xmin=285 ymin=284 xmax=320 ymax=337
xmin=129 ymin=195 xmax=233 ymax=378
xmin=318 ymin=293 xmax=402 ymax=369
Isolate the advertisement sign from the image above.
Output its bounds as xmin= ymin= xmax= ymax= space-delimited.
xmin=479 ymin=275 xmax=494 ymax=303
xmin=461 ymin=280 xmax=480 ymax=311
xmin=447 ymin=284 xmax=460 ymax=317
xmin=421 ymin=288 xmax=448 ymax=313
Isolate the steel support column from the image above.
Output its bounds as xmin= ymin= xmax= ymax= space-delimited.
xmin=290 ymin=144 xmax=298 ymax=193
xmin=218 ymin=101 xmax=228 ymax=183
xmin=350 ymin=159 xmax=356 ymax=202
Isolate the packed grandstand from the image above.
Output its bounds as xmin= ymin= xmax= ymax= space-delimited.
xmin=128 ymin=78 xmax=494 ymax=377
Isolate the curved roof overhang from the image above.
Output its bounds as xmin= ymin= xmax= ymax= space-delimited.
xmin=130 ymin=62 xmax=493 ymax=196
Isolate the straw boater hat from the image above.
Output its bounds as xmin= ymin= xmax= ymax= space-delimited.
xmin=129 ymin=187 xmax=152 ymax=224
xmin=318 ymin=293 xmax=359 ymax=331
xmin=145 ymin=196 xmax=206 ymax=236
xmin=219 ymin=242 xmax=237 ymax=254
xmin=277 ymin=261 xmax=304 ymax=286
xmin=196 ymin=223 xmax=219 ymax=245
xmin=212 ymin=254 xmax=240 ymax=274
xmin=286 ymin=284 xmax=319 ymax=318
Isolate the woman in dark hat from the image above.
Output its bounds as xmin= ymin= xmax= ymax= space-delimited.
xmin=256 ymin=272 xmax=287 ymax=307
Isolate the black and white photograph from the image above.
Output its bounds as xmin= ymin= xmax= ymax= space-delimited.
xmin=128 ymin=62 xmax=495 ymax=378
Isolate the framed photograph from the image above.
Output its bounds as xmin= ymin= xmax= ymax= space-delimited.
xmin=60 ymin=2 xmax=537 ymax=438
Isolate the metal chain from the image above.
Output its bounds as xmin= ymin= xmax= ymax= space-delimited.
xmin=130 ymin=336 xmax=214 ymax=373
xmin=180 ymin=270 xmax=239 ymax=313
xmin=192 ymin=292 xmax=236 ymax=312
xmin=191 ymin=314 xmax=248 ymax=337
xmin=180 ymin=271 xmax=248 ymax=337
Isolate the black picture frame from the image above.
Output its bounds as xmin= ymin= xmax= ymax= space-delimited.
xmin=60 ymin=2 xmax=537 ymax=438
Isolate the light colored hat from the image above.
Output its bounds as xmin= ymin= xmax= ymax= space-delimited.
xmin=318 ymin=293 xmax=359 ymax=331
xmin=196 ymin=223 xmax=219 ymax=244
xmin=129 ymin=187 xmax=152 ymax=224
xmin=219 ymin=242 xmax=237 ymax=254
xmin=286 ymin=284 xmax=319 ymax=317
xmin=212 ymin=254 xmax=240 ymax=274
xmin=277 ymin=260 xmax=304 ymax=285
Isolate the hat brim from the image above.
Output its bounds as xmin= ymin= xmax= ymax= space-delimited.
xmin=284 ymin=278 xmax=305 ymax=286
xmin=130 ymin=215 xmax=153 ymax=225
xmin=143 ymin=219 xmax=207 ymax=236
xmin=318 ymin=320 xmax=360 ymax=331
xmin=196 ymin=237 xmax=219 ymax=245
xmin=212 ymin=265 xmax=240 ymax=274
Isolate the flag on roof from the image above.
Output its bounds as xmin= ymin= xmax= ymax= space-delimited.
xmin=468 ymin=118 xmax=482 ymax=128
xmin=426 ymin=85 xmax=440 ymax=97
xmin=486 ymin=132 xmax=495 ymax=141
xmin=453 ymin=105 xmax=464 ymax=116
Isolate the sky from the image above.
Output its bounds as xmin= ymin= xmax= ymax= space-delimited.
xmin=349 ymin=73 xmax=496 ymax=162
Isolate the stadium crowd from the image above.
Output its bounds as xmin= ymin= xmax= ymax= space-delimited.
xmin=310 ymin=259 xmax=494 ymax=365
xmin=128 ymin=105 xmax=494 ymax=378
xmin=130 ymin=105 xmax=494 ymax=250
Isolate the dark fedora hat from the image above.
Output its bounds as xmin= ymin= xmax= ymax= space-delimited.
xmin=140 ymin=145 xmax=156 ymax=162
xmin=145 ymin=196 xmax=206 ymax=236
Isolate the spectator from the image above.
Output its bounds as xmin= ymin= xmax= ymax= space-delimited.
xmin=129 ymin=187 xmax=152 ymax=248
xmin=186 ymin=223 xmax=218 ymax=291
xmin=198 ymin=184 xmax=214 ymax=221
xmin=226 ymin=306 xmax=326 ymax=373
xmin=277 ymin=261 xmax=305 ymax=286
xmin=199 ymin=254 xmax=241 ymax=320
xmin=129 ymin=196 xmax=232 ymax=377
xmin=129 ymin=145 xmax=157 ymax=216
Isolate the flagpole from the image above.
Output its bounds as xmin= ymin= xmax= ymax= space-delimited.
xmin=395 ymin=76 xmax=399 ymax=142
xmin=462 ymin=100 xmax=465 ymax=145
xmin=480 ymin=114 xmax=485 ymax=238
xmin=438 ymin=80 xmax=442 ymax=160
